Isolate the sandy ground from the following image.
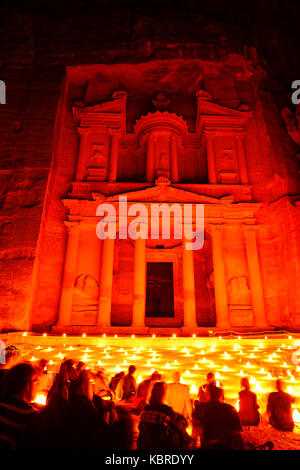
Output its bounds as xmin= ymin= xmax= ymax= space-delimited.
xmin=242 ymin=419 xmax=300 ymax=450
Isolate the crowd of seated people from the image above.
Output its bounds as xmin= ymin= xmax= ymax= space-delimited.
xmin=0 ymin=345 xmax=297 ymax=450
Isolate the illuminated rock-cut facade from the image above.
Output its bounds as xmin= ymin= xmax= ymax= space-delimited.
xmin=23 ymin=58 xmax=299 ymax=335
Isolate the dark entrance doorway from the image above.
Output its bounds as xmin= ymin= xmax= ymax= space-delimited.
xmin=146 ymin=262 xmax=175 ymax=318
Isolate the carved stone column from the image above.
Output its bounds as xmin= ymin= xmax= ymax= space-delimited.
xmin=75 ymin=127 xmax=91 ymax=181
xmin=182 ymin=236 xmax=197 ymax=329
xmin=205 ymin=133 xmax=217 ymax=184
xmin=108 ymin=129 xmax=121 ymax=182
xmin=75 ymin=226 xmax=101 ymax=323
xmin=243 ymin=225 xmax=268 ymax=328
xmin=146 ymin=133 xmax=155 ymax=182
xmin=57 ymin=223 xmax=80 ymax=328
xmin=97 ymin=238 xmax=114 ymax=328
xmin=210 ymin=224 xmax=231 ymax=329
xmin=170 ymin=134 xmax=179 ymax=183
xmin=235 ymin=134 xmax=249 ymax=184
xmin=132 ymin=237 xmax=146 ymax=328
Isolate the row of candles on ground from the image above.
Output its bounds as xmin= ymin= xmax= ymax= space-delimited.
xmin=16 ymin=333 xmax=300 ymax=423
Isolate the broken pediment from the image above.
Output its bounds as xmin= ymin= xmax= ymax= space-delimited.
xmin=72 ymin=91 xmax=127 ymax=132
xmin=196 ymin=90 xmax=251 ymax=133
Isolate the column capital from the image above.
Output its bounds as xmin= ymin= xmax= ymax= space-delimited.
xmin=141 ymin=131 xmax=158 ymax=145
xmin=77 ymin=126 xmax=91 ymax=136
xmin=209 ymin=223 xmax=224 ymax=236
xmin=107 ymin=127 xmax=122 ymax=137
xmin=64 ymin=221 xmax=81 ymax=233
xmin=203 ymin=130 xmax=216 ymax=138
xmin=235 ymin=132 xmax=246 ymax=140
xmin=171 ymin=133 xmax=183 ymax=145
xmin=242 ymin=223 xmax=258 ymax=236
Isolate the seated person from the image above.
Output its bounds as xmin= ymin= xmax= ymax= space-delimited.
xmin=27 ymin=369 xmax=110 ymax=450
xmin=198 ymin=372 xmax=216 ymax=403
xmin=47 ymin=359 xmax=77 ymax=404
xmin=166 ymin=371 xmax=193 ymax=422
xmin=132 ymin=371 xmax=161 ymax=414
xmin=94 ymin=370 xmax=115 ymax=399
xmin=0 ymin=345 xmax=20 ymax=397
xmin=267 ymin=379 xmax=295 ymax=432
xmin=201 ymin=383 xmax=244 ymax=450
xmin=109 ymin=371 xmax=125 ymax=393
xmin=115 ymin=365 xmax=137 ymax=401
xmin=137 ymin=371 xmax=161 ymax=401
xmin=238 ymin=377 xmax=260 ymax=426
xmin=137 ymin=381 xmax=192 ymax=450
xmin=0 ymin=363 xmax=39 ymax=449
xmin=193 ymin=371 xmax=216 ymax=439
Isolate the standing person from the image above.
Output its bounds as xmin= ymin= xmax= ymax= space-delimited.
xmin=238 ymin=377 xmax=260 ymax=426
xmin=0 ymin=363 xmax=39 ymax=449
xmin=267 ymin=379 xmax=295 ymax=432
xmin=166 ymin=371 xmax=193 ymax=422
xmin=116 ymin=365 xmax=137 ymax=401
xmin=201 ymin=383 xmax=244 ymax=450
xmin=137 ymin=382 xmax=192 ymax=450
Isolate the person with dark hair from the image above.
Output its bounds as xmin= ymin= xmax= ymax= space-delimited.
xmin=68 ymin=370 xmax=111 ymax=449
xmin=238 ymin=377 xmax=260 ymax=426
xmin=109 ymin=371 xmax=125 ymax=393
xmin=137 ymin=371 xmax=161 ymax=402
xmin=47 ymin=358 xmax=77 ymax=404
xmin=75 ymin=361 xmax=86 ymax=377
xmin=192 ymin=372 xmax=216 ymax=441
xmin=137 ymin=382 xmax=192 ymax=450
xmin=111 ymin=405 xmax=134 ymax=450
xmin=132 ymin=371 xmax=162 ymax=415
xmin=116 ymin=365 xmax=137 ymax=401
xmin=198 ymin=372 xmax=216 ymax=403
xmin=267 ymin=379 xmax=295 ymax=432
xmin=26 ymin=369 xmax=111 ymax=450
xmin=201 ymin=383 xmax=244 ymax=450
xmin=0 ymin=346 xmax=20 ymax=397
xmin=0 ymin=363 xmax=39 ymax=449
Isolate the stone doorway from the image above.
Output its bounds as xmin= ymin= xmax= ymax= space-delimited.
xmin=146 ymin=262 xmax=175 ymax=318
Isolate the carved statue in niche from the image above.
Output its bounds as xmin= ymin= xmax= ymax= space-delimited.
xmin=229 ymin=276 xmax=251 ymax=306
xmin=219 ymin=148 xmax=234 ymax=170
xmin=89 ymin=143 xmax=106 ymax=168
xmin=152 ymin=92 xmax=170 ymax=111
xmin=280 ymin=105 xmax=300 ymax=148
xmin=158 ymin=151 xmax=169 ymax=170
xmin=73 ymin=274 xmax=99 ymax=311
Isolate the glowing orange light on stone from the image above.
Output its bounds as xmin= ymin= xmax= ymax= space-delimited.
xmin=293 ymin=409 xmax=300 ymax=424
xmin=33 ymin=394 xmax=47 ymax=406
